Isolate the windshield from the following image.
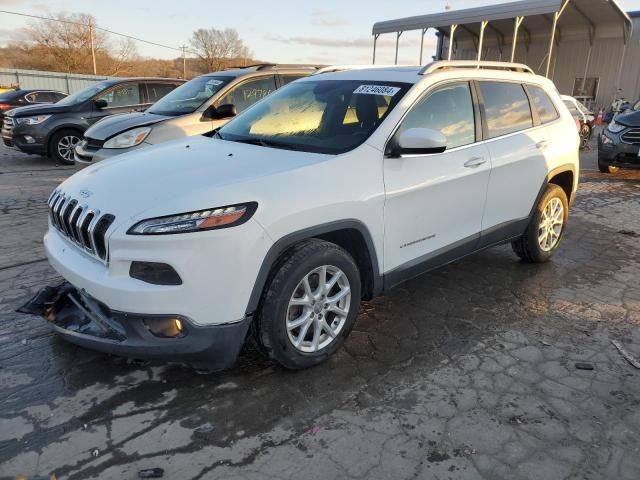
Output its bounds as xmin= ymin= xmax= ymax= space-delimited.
xmin=56 ymin=81 xmax=112 ymax=106
xmin=218 ymin=79 xmax=410 ymax=154
xmin=148 ymin=76 xmax=232 ymax=116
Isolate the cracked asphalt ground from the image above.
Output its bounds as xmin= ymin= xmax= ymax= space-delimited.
xmin=1 ymin=134 xmax=640 ymax=480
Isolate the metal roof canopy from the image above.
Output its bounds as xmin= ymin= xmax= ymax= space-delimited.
xmin=371 ymin=0 xmax=632 ymax=84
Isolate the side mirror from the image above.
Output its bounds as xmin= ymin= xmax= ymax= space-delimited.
xmin=94 ymin=99 xmax=108 ymax=109
xmin=390 ymin=128 xmax=447 ymax=156
xmin=202 ymin=103 xmax=237 ymax=120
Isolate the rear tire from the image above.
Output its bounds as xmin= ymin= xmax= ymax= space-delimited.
xmin=50 ymin=129 xmax=81 ymax=165
xmin=255 ymin=239 xmax=361 ymax=370
xmin=512 ymin=184 xmax=568 ymax=263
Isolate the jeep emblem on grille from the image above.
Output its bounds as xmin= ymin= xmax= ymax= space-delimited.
xmin=79 ymin=189 xmax=93 ymax=198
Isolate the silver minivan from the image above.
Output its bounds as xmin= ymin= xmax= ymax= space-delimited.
xmin=74 ymin=64 xmax=315 ymax=164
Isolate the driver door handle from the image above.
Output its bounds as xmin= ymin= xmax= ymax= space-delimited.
xmin=464 ymin=157 xmax=487 ymax=168
xmin=536 ymin=140 xmax=549 ymax=150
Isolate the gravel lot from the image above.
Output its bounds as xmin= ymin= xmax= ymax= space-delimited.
xmin=1 ymin=136 xmax=639 ymax=480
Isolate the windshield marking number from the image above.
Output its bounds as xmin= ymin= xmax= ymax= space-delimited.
xmin=353 ymin=85 xmax=401 ymax=96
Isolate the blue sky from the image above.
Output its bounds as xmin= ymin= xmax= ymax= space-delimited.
xmin=1 ymin=0 xmax=639 ymax=64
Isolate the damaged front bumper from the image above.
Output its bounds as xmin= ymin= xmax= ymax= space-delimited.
xmin=18 ymin=282 xmax=251 ymax=371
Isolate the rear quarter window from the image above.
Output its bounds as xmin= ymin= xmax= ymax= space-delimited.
xmin=479 ymin=81 xmax=533 ymax=139
xmin=527 ymin=85 xmax=559 ymax=124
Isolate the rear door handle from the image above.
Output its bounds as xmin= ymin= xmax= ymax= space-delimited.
xmin=536 ymin=140 xmax=549 ymax=150
xmin=464 ymin=157 xmax=487 ymax=168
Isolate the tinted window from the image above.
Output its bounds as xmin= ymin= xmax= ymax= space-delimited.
xmin=280 ymin=75 xmax=306 ymax=85
xmin=25 ymin=92 xmax=52 ymax=103
xmin=479 ymin=82 xmax=533 ymax=138
xmin=96 ymin=83 xmax=141 ymax=107
xmin=146 ymin=83 xmax=178 ymax=103
xmin=216 ymin=76 xmax=276 ymax=113
xmin=219 ymin=79 xmax=410 ymax=154
xmin=51 ymin=92 xmax=67 ymax=102
xmin=527 ymin=85 xmax=559 ymax=124
xmin=399 ymin=82 xmax=475 ymax=149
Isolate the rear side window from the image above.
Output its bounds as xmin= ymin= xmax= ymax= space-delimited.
xmin=146 ymin=83 xmax=178 ymax=103
xmin=25 ymin=92 xmax=51 ymax=103
xmin=216 ymin=76 xmax=276 ymax=113
xmin=479 ymin=81 xmax=533 ymax=138
xmin=527 ymin=85 xmax=559 ymax=124
xmin=399 ymin=82 xmax=475 ymax=149
xmin=280 ymin=75 xmax=307 ymax=86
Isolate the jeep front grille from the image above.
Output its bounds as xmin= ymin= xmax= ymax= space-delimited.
xmin=621 ymin=128 xmax=640 ymax=145
xmin=47 ymin=190 xmax=115 ymax=262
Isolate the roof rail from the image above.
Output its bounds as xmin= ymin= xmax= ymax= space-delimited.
xmin=420 ymin=60 xmax=534 ymax=75
xmin=313 ymin=64 xmax=417 ymax=75
xmin=226 ymin=63 xmax=322 ymax=71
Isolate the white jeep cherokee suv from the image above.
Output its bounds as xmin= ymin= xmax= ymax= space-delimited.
xmin=22 ymin=61 xmax=579 ymax=371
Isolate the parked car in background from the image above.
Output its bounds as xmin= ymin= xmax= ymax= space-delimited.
xmin=74 ymin=65 xmax=316 ymax=164
xmin=561 ymin=95 xmax=595 ymax=145
xmin=1 ymin=78 xmax=184 ymax=164
xmin=598 ymin=107 xmax=640 ymax=172
xmin=23 ymin=61 xmax=579 ymax=371
xmin=0 ymin=88 xmax=67 ymax=121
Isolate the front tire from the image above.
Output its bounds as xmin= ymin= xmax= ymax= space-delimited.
xmin=256 ymin=239 xmax=361 ymax=370
xmin=512 ymin=184 xmax=568 ymax=263
xmin=50 ymin=129 xmax=81 ymax=165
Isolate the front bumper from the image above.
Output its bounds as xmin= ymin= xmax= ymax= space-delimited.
xmin=75 ymin=140 xmax=148 ymax=164
xmin=598 ymin=132 xmax=640 ymax=167
xmin=2 ymin=121 xmax=49 ymax=154
xmin=18 ymin=282 xmax=251 ymax=370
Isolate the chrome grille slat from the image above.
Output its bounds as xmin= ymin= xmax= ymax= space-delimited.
xmin=47 ymin=190 xmax=114 ymax=262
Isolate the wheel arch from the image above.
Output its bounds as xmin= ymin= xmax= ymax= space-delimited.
xmin=46 ymin=124 xmax=85 ymax=156
xmin=547 ymin=165 xmax=576 ymax=204
xmin=245 ymin=220 xmax=382 ymax=317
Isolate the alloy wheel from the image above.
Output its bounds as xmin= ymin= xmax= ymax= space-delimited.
xmin=286 ymin=265 xmax=351 ymax=353
xmin=57 ymin=135 xmax=80 ymax=162
xmin=538 ymin=197 xmax=564 ymax=252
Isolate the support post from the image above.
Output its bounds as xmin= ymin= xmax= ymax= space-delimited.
xmin=394 ymin=31 xmax=403 ymax=65
xmin=545 ymin=0 xmax=569 ymax=78
xmin=477 ymin=20 xmax=488 ymax=64
xmin=511 ymin=16 xmax=524 ymax=63
xmin=372 ymin=34 xmax=379 ymax=64
xmin=89 ymin=22 xmax=97 ymax=75
xmin=447 ymin=24 xmax=458 ymax=60
xmin=615 ymin=41 xmax=627 ymax=97
xmin=181 ymin=46 xmax=187 ymax=79
xmin=419 ymin=28 xmax=427 ymax=64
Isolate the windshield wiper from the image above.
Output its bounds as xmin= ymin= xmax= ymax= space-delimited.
xmin=229 ymin=137 xmax=305 ymax=151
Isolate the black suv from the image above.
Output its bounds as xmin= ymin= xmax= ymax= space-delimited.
xmin=0 ymin=89 xmax=67 ymax=121
xmin=1 ymin=77 xmax=184 ymax=164
xmin=598 ymin=108 xmax=640 ymax=172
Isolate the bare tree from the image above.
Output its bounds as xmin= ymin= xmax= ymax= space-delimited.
xmin=23 ymin=13 xmax=105 ymax=73
xmin=189 ymin=28 xmax=251 ymax=73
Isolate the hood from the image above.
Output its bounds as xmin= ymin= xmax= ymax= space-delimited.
xmin=7 ymin=103 xmax=73 ymax=117
xmin=57 ymin=135 xmax=330 ymax=226
xmin=85 ymin=111 xmax=170 ymax=141
xmin=615 ymin=109 xmax=640 ymax=127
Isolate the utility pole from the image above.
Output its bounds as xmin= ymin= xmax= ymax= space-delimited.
xmin=89 ymin=21 xmax=97 ymax=75
xmin=180 ymin=45 xmax=187 ymax=79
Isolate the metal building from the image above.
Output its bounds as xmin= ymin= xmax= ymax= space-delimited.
xmin=0 ymin=68 xmax=111 ymax=94
xmin=371 ymin=0 xmax=638 ymax=108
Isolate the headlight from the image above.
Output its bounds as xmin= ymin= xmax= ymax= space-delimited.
xmin=607 ymin=120 xmax=626 ymax=133
xmin=127 ymin=202 xmax=258 ymax=235
xmin=15 ymin=115 xmax=51 ymax=125
xmin=104 ymin=127 xmax=151 ymax=149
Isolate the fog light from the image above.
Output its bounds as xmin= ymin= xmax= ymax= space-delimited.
xmin=130 ymin=261 xmax=182 ymax=285
xmin=144 ymin=317 xmax=185 ymax=338
xmin=601 ymin=133 xmax=613 ymax=145
xmin=23 ymin=135 xmax=35 ymax=144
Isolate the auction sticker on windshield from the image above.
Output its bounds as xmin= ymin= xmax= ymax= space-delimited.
xmin=353 ymin=85 xmax=401 ymax=96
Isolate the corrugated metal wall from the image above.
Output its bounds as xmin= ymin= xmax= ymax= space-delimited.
xmin=0 ymin=68 xmax=112 ymax=94
xmin=442 ymin=19 xmax=640 ymax=109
